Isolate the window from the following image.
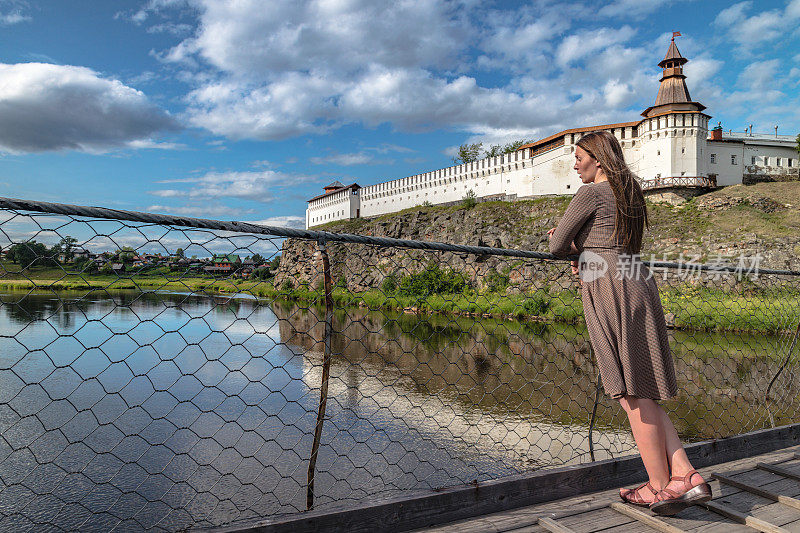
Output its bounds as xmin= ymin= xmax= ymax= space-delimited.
xmin=681 ymin=147 xmax=685 ymax=154
xmin=566 ymin=184 xmax=571 ymax=189
xmin=731 ymin=154 xmax=737 ymax=165
xmin=657 ymin=150 xmax=661 ymax=156
xmin=752 ymin=156 xmax=757 ymax=165
xmin=710 ymin=154 xmax=716 ymax=164
xmin=777 ymin=157 xmax=782 ymax=166
xmin=790 ymin=158 xmax=795 ymax=167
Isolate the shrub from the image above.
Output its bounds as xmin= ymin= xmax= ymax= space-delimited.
xmin=523 ymin=291 xmax=551 ymax=315
xmin=382 ymin=274 xmax=397 ymax=294
xmin=485 ymin=271 xmax=510 ymax=292
xmin=462 ymin=189 xmax=477 ymax=208
xmin=398 ymin=263 xmax=468 ymax=296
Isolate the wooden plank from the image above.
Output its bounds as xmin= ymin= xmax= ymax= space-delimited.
xmin=700 ymin=500 xmax=789 ymax=533
xmin=557 ymin=507 xmax=635 ymax=532
xmin=417 ymin=450 xmax=800 ymax=533
xmin=713 ymin=473 xmax=800 ymax=511
xmin=498 ymin=525 xmax=547 ymax=533
xmin=207 ymin=424 xmax=800 ymax=533
xmin=727 ymin=470 xmax=800 ymax=499
xmin=610 ymin=502 xmax=687 ymax=532
xmin=757 ymin=463 xmax=800 ymax=482
xmin=743 ymin=503 xmax=800 ymax=531
xmin=537 ymin=518 xmax=576 ymax=533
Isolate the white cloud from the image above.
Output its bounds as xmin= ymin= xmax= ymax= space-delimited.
xmin=714 ymin=1 xmax=800 ymax=47
xmin=598 ymin=0 xmax=677 ymax=19
xmin=789 ymin=0 xmax=800 ymax=18
xmin=147 ymin=204 xmax=256 ymax=217
xmin=184 ymin=0 xmax=468 ymax=77
xmin=149 ymin=170 xmax=315 ymax=203
xmin=146 ymin=22 xmax=192 ymax=35
xmin=0 ymin=11 xmax=28 ymax=24
xmin=0 ymin=1 xmax=30 ymax=25
xmin=310 ymin=153 xmax=378 ymax=166
xmin=555 ymin=26 xmax=636 ymax=67
xmin=166 ymin=0 xmax=610 ymax=141
xmin=147 ymin=0 xmax=721 ymax=146
xmin=127 ymin=139 xmax=187 ymax=150
xmin=248 ymin=216 xmax=305 ymax=229
xmin=737 ymin=59 xmax=782 ymax=90
xmin=0 ymin=63 xmax=178 ymax=153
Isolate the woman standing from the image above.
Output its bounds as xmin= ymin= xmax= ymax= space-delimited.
xmin=547 ymin=131 xmax=711 ymax=516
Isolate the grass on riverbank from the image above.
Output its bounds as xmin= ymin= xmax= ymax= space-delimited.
xmin=2 ymin=271 xmax=799 ymax=334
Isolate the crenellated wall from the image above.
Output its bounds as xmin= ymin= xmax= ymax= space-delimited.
xmin=305 ymin=113 xmax=797 ymax=229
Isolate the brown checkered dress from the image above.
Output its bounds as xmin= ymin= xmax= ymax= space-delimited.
xmin=549 ymin=181 xmax=677 ymax=400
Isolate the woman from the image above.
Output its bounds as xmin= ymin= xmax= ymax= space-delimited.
xmin=547 ymin=131 xmax=711 ymax=516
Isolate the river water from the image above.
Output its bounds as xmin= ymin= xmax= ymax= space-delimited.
xmin=0 ymin=290 xmax=797 ymax=531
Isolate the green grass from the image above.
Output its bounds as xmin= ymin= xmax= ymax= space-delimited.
xmin=2 ymin=266 xmax=797 ymax=333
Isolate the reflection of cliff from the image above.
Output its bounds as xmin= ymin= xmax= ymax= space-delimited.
xmin=274 ymin=302 xmax=800 ymax=441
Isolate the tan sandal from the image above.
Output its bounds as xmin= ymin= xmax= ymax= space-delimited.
xmin=620 ymin=481 xmax=657 ymax=506
xmin=650 ymin=469 xmax=712 ymax=516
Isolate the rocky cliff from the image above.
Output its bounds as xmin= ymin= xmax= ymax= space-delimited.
xmin=275 ymin=182 xmax=800 ymax=292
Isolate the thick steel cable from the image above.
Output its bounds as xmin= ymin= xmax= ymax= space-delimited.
xmin=2 ymin=195 xmax=798 ymax=276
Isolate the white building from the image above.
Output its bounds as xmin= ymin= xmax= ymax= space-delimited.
xmin=306 ymin=37 xmax=798 ymax=229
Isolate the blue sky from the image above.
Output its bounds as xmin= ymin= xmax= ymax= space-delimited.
xmin=1 ymin=0 xmax=798 ymax=228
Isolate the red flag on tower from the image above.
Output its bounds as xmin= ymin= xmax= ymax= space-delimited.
xmin=672 ymin=31 xmax=682 ymax=39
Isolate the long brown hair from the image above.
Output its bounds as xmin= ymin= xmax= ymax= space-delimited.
xmin=576 ymin=130 xmax=648 ymax=254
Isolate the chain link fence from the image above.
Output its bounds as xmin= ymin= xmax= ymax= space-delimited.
xmin=0 ymin=197 xmax=799 ymax=531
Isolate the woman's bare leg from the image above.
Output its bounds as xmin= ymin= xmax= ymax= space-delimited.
xmin=618 ymin=395 xmax=670 ymax=501
xmin=619 ymin=395 xmax=706 ymax=501
xmin=657 ymin=403 xmax=693 ymax=476
xmin=656 ymin=404 xmax=706 ymax=492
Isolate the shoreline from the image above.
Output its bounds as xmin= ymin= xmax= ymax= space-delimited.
xmin=1 ymin=275 xmax=797 ymax=335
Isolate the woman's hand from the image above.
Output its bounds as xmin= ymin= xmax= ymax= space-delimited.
xmin=571 ymin=259 xmax=581 ymax=285
xmin=547 ymin=227 xmax=556 ymax=239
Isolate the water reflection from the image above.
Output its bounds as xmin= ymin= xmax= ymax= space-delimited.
xmin=0 ymin=291 xmax=798 ymax=531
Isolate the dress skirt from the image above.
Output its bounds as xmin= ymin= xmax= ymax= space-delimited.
xmin=579 ymin=250 xmax=677 ymax=400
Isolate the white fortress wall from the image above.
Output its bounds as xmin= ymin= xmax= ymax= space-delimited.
xmin=306 ymin=186 xmax=360 ymax=228
xmin=359 ymin=148 xmax=538 ymax=218
xmin=708 ymin=137 xmax=798 ymax=187
xmin=707 ymin=142 xmax=745 ymax=186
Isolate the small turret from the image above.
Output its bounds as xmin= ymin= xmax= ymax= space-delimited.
xmin=642 ymin=33 xmax=706 ymax=118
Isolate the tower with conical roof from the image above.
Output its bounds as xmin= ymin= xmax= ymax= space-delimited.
xmin=642 ymin=34 xmax=706 ymax=117
xmin=633 ymin=33 xmax=712 ymax=186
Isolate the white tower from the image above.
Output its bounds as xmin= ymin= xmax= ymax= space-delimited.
xmin=635 ymin=34 xmax=711 ymax=182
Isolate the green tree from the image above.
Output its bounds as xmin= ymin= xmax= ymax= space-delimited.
xmin=115 ymin=247 xmax=136 ymax=264
xmin=175 ymin=247 xmax=185 ymax=258
xmin=7 ymin=241 xmax=49 ymax=268
xmin=250 ymin=253 xmax=265 ymax=264
xmin=53 ymin=236 xmax=78 ymax=262
xmin=74 ymin=256 xmax=98 ymax=273
xmin=503 ymin=140 xmax=529 ymax=153
xmin=485 ymin=144 xmax=502 ymax=157
xmin=452 ymin=142 xmax=483 ymax=164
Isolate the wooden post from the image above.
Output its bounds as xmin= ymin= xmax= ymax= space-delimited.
xmin=587 ymin=370 xmax=601 ymax=462
xmin=307 ymin=241 xmax=334 ymax=510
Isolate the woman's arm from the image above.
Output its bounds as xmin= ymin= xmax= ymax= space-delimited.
xmin=548 ymin=185 xmax=596 ymax=257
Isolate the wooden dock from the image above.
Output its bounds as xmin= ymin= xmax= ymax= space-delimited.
xmin=411 ymin=446 xmax=800 ymax=533
xmin=212 ymin=424 xmax=800 ymax=533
